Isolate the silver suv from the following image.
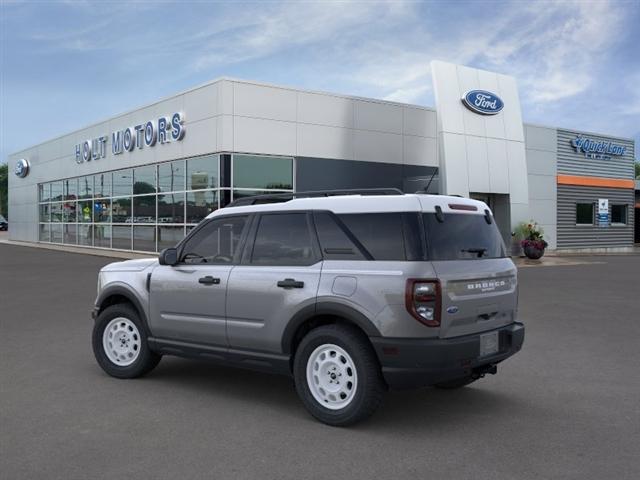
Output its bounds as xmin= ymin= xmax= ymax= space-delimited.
xmin=92 ymin=189 xmax=524 ymax=426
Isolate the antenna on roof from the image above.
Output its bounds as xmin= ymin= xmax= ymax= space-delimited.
xmin=418 ymin=169 xmax=438 ymax=194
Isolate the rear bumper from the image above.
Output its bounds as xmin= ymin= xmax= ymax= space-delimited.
xmin=370 ymin=322 xmax=524 ymax=389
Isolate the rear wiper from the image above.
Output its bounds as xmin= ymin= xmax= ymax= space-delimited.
xmin=461 ymin=248 xmax=487 ymax=258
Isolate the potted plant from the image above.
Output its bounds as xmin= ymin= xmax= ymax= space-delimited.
xmin=517 ymin=221 xmax=548 ymax=260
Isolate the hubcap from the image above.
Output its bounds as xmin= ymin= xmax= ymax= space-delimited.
xmin=306 ymin=344 xmax=358 ymax=410
xmin=102 ymin=317 xmax=141 ymax=367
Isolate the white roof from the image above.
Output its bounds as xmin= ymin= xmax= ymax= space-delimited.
xmin=207 ymin=194 xmax=491 ymax=218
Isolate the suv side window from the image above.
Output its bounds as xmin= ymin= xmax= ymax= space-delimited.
xmin=337 ymin=213 xmax=423 ymax=261
xmin=313 ymin=211 xmax=367 ymax=260
xmin=250 ymin=213 xmax=318 ymax=266
xmin=180 ymin=215 xmax=248 ymax=264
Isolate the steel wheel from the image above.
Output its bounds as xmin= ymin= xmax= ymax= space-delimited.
xmin=306 ymin=343 xmax=358 ymax=410
xmin=102 ymin=317 xmax=141 ymax=367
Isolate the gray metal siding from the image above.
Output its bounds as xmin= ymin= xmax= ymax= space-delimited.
xmin=557 ymin=185 xmax=635 ymax=248
xmin=557 ymin=129 xmax=635 ymax=179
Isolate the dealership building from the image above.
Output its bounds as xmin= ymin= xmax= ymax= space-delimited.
xmin=7 ymin=61 xmax=638 ymax=253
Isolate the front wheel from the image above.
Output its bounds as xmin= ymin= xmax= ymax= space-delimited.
xmin=92 ymin=303 xmax=161 ymax=379
xmin=293 ymin=324 xmax=384 ymax=426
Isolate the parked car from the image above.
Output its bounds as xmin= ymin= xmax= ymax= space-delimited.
xmin=91 ymin=189 xmax=524 ymax=426
xmin=0 ymin=215 xmax=8 ymax=231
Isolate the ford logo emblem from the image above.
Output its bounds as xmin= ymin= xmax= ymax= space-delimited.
xmin=446 ymin=306 xmax=459 ymax=314
xmin=14 ymin=158 xmax=30 ymax=178
xmin=461 ymin=90 xmax=504 ymax=115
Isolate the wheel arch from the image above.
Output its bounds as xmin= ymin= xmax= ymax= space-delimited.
xmin=282 ymin=302 xmax=381 ymax=357
xmin=96 ymin=285 xmax=150 ymax=334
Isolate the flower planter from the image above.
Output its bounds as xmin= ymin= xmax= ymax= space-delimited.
xmin=523 ymin=244 xmax=545 ymax=260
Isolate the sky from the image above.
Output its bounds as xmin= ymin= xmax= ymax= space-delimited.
xmin=1 ymin=0 xmax=639 ymax=165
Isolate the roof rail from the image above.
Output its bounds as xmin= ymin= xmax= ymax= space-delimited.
xmin=226 ymin=188 xmax=404 ymax=207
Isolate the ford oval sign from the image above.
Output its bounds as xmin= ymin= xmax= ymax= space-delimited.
xmin=462 ymin=90 xmax=504 ymax=115
xmin=14 ymin=158 xmax=30 ymax=178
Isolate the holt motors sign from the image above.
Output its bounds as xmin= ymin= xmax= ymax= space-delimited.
xmin=74 ymin=112 xmax=185 ymax=164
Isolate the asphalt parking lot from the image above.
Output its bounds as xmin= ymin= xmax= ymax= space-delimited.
xmin=1 ymin=244 xmax=639 ymax=480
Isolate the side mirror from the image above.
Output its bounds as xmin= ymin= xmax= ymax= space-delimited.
xmin=159 ymin=247 xmax=178 ymax=266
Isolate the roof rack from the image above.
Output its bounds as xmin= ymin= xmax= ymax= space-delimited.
xmin=226 ymin=188 xmax=404 ymax=207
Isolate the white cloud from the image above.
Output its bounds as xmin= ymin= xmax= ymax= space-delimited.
xmin=191 ymin=1 xmax=410 ymax=71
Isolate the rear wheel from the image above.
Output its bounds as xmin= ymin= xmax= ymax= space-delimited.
xmin=92 ymin=303 xmax=161 ymax=379
xmin=293 ymin=324 xmax=384 ymax=426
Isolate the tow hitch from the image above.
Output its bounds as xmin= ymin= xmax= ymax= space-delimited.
xmin=471 ymin=364 xmax=497 ymax=379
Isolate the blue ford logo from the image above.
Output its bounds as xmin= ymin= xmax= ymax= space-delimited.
xmin=446 ymin=306 xmax=459 ymax=314
xmin=14 ymin=158 xmax=30 ymax=178
xmin=462 ymin=90 xmax=504 ymax=115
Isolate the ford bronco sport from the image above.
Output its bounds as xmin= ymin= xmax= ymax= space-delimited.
xmin=92 ymin=189 xmax=524 ymax=426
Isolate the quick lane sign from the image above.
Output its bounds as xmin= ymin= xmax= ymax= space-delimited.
xmin=74 ymin=112 xmax=185 ymax=164
xmin=570 ymin=136 xmax=626 ymax=160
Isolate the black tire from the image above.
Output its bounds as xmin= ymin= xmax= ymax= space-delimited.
xmin=293 ymin=324 xmax=385 ymax=427
xmin=92 ymin=303 xmax=161 ymax=379
xmin=434 ymin=376 xmax=477 ymax=389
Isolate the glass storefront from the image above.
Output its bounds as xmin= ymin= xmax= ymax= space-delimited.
xmin=37 ymin=153 xmax=294 ymax=252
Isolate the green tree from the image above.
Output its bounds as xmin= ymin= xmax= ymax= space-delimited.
xmin=635 ymin=161 xmax=640 ymax=179
xmin=0 ymin=163 xmax=8 ymax=219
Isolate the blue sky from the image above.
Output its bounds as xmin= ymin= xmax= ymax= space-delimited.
xmin=1 ymin=0 xmax=639 ymax=164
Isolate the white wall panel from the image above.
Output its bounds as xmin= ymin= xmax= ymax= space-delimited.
xmin=184 ymin=84 xmax=218 ymax=123
xmin=217 ymin=80 xmax=234 ymax=115
xmin=528 ymin=174 xmax=556 ymax=201
xmin=403 ymin=107 xmax=436 ymax=138
xmin=524 ymin=124 xmax=557 ymax=152
xmin=506 ymin=140 xmax=529 ymax=205
xmin=354 ymin=130 xmax=402 ymax=164
xmin=525 ymin=148 xmax=557 ymax=176
xmin=486 ymin=138 xmax=510 ymax=193
xmin=354 ymin=100 xmax=402 ymax=134
xmin=440 ymin=133 xmax=469 ymax=196
xmin=528 ymin=199 xmax=556 ymax=225
xmin=403 ymin=135 xmax=438 ymax=166
xmin=234 ymin=116 xmax=296 ymax=156
xmin=509 ymin=202 xmax=530 ymax=229
xmin=431 ymin=61 xmax=465 ymax=134
xmin=298 ymin=92 xmax=353 ymax=128
xmin=457 ymin=65 xmax=486 ymax=138
xmin=297 ymin=123 xmax=354 ymax=160
xmin=217 ymin=114 xmax=234 ymax=152
xmin=233 ymin=83 xmax=297 ymax=122
xmin=477 ymin=69 xmax=506 ymax=140
xmin=181 ymin=117 xmax=218 ymax=158
xmin=498 ymin=74 xmax=525 ymax=142
xmin=465 ymin=136 xmax=490 ymax=192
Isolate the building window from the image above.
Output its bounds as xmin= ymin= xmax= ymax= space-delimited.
xmin=576 ymin=203 xmax=595 ymax=225
xmin=611 ymin=204 xmax=627 ymax=225
xmin=233 ymin=154 xmax=293 ymax=190
xmin=36 ymin=153 xmax=293 ymax=253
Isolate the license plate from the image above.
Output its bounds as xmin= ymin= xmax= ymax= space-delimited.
xmin=480 ymin=331 xmax=499 ymax=357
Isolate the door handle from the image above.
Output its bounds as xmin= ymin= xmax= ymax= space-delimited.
xmin=277 ymin=278 xmax=304 ymax=289
xmin=198 ymin=276 xmax=221 ymax=285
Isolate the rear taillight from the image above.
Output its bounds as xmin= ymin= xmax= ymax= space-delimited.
xmin=405 ymin=279 xmax=441 ymax=327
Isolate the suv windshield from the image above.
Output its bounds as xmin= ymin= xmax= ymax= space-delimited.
xmin=423 ymin=213 xmax=505 ymax=260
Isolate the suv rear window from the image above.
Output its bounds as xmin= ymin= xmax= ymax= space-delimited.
xmin=423 ymin=213 xmax=505 ymax=260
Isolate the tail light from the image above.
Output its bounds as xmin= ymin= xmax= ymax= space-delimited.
xmin=405 ymin=279 xmax=441 ymax=327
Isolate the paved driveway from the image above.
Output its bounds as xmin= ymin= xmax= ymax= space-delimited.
xmin=1 ymin=244 xmax=639 ymax=479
